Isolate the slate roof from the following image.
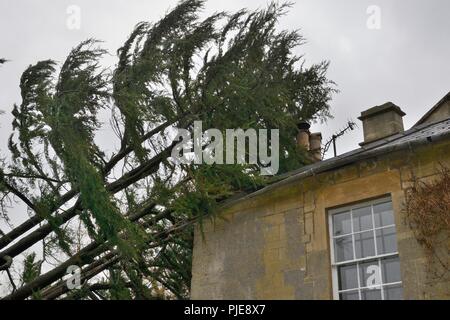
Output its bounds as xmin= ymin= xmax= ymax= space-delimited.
xmin=223 ymin=117 xmax=450 ymax=207
xmin=415 ymin=91 xmax=450 ymax=126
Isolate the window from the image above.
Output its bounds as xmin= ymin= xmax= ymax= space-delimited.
xmin=328 ymin=197 xmax=403 ymax=300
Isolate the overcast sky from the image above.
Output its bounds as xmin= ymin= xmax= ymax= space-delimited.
xmin=1 ymin=0 xmax=450 ymax=156
xmin=0 ymin=0 xmax=449 ymax=294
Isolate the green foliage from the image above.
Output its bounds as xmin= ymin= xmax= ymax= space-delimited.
xmin=16 ymin=253 xmax=41 ymax=299
xmin=1 ymin=0 xmax=337 ymax=300
xmin=21 ymin=253 xmax=41 ymax=284
xmin=21 ymin=251 xmax=42 ymax=301
xmin=108 ymin=269 xmax=133 ymax=300
xmin=12 ymin=40 xmax=146 ymax=258
xmin=35 ymin=194 xmax=73 ymax=254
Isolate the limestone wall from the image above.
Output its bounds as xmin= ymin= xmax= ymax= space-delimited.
xmin=191 ymin=139 xmax=450 ymax=299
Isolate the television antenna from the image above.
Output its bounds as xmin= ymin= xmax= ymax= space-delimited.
xmin=322 ymin=120 xmax=357 ymax=158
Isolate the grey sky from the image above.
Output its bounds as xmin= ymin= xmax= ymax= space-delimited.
xmin=1 ymin=0 xmax=450 ymax=156
xmin=0 ymin=0 xmax=449 ymax=294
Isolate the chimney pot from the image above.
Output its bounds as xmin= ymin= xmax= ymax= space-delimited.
xmin=297 ymin=121 xmax=311 ymax=131
xmin=358 ymin=102 xmax=406 ymax=145
xmin=309 ymin=132 xmax=322 ymax=162
xmin=296 ymin=121 xmax=311 ymax=150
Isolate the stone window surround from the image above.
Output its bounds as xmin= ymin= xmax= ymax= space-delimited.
xmin=327 ymin=196 xmax=403 ymax=300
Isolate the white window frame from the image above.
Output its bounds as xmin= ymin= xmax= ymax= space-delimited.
xmin=328 ymin=196 xmax=402 ymax=300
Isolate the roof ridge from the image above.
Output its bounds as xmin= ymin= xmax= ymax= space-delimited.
xmin=415 ymin=91 xmax=450 ymax=126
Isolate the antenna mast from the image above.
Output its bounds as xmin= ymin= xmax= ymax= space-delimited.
xmin=322 ymin=120 xmax=357 ymax=158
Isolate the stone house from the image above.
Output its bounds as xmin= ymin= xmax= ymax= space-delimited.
xmin=191 ymin=92 xmax=450 ymax=300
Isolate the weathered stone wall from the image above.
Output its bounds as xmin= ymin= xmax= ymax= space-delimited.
xmin=191 ymin=139 xmax=450 ymax=299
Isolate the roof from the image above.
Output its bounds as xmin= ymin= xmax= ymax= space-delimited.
xmin=222 ymin=117 xmax=450 ymax=208
xmin=415 ymin=91 xmax=450 ymax=126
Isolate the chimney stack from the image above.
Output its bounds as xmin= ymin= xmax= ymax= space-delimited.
xmin=358 ymin=102 xmax=406 ymax=145
xmin=296 ymin=121 xmax=322 ymax=162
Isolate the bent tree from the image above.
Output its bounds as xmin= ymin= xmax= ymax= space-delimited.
xmin=0 ymin=0 xmax=336 ymax=299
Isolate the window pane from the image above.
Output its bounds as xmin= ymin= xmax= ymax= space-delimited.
xmin=352 ymin=206 xmax=372 ymax=232
xmin=334 ymin=235 xmax=354 ymax=262
xmin=381 ymin=256 xmax=402 ymax=283
xmin=361 ymin=288 xmax=382 ymax=300
xmin=338 ymin=264 xmax=358 ymax=290
xmin=355 ymin=231 xmax=375 ymax=259
xmin=384 ymin=284 xmax=403 ymax=300
xmin=359 ymin=260 xmax=382 ymax=289
xmin=376 ymin=227 xmax=398 ymax=254
xmin=340 ymin=290 xmax=359 ymax=300
xmin=373 ymin=201 xmax=394 ymax=227
xmin=333 ymin=211 xmax=351 ymax=236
